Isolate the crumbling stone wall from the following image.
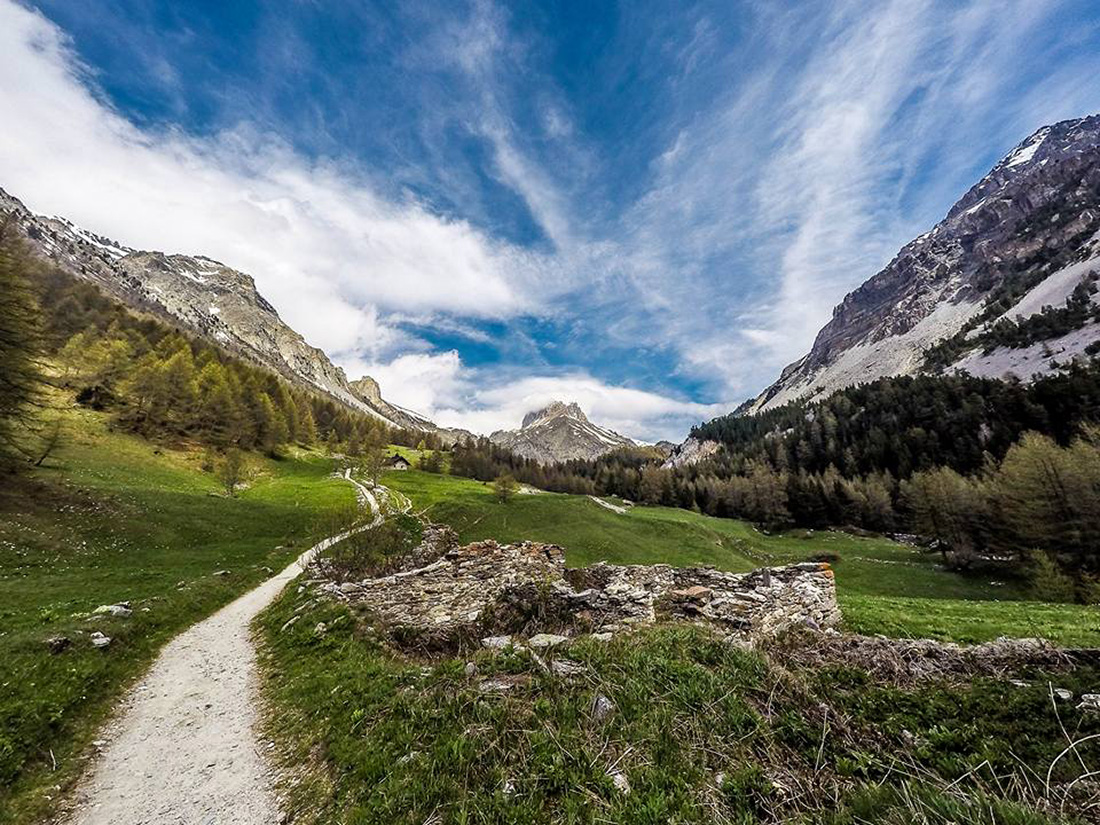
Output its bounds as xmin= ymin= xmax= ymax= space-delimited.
xmin=321 ymin=539 xmax=839 ymax=646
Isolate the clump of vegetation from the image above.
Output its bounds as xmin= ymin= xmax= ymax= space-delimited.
xmin=258 ymin=590 xmax=1100 ymax=824
xmin=0 ymin=218 xmax=46 ymax=472
xmin=493 ymin=472 xmax=518 ymax=503
xmin=314 ymin=513 xmax=425 ymax=582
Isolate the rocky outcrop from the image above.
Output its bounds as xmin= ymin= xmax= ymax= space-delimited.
xmin=0 ymin=185 xmax=449 ymax=433
xmin=661 ymin=437 xmax=721 ymax=469
xmin=749 ymin=114 xmax=1100 ymax=413
xmin=321 ymin=538 xmax=839 ymax=647
xmin=489 ymin=401 xmax=634 ymax=464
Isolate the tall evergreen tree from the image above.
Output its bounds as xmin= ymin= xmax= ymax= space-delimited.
xmin=0 ymin=218 xmax=44 ymax=469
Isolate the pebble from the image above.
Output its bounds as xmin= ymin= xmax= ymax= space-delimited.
xmin=591 ymin=694 xmax=615 ymax=722
xmin=93 ymin=602 xmax=133 ymax=618
xmin=528 ymin=633 xmax=569 ymax=649
xmin=550 ymin=660 xmax=586 ymax=677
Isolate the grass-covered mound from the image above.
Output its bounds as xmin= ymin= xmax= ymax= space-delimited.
xmin=0 ymin=406 xmax=353 ymax=824
xmin=383 ymin=468 xmax=1100 ymax=646
xmin=258 ymin=584 xmax=1100 ymax=824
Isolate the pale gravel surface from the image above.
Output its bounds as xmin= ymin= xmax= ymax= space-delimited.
xmin=62 ymin=471 xmax=376 ymax=825
xmin=587 ymin=495 xmax=628 ymax=514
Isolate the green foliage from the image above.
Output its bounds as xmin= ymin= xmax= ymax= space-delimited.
xmin=317 ymin=515 xmax=423 ymax=581
xmin=257 ymin=602 xmax=1095 ymax=824
xmin=493 ymin=472 xmax=518 ymax=503
xmin=32 ymin=265 xmax=390 ymax=457
xmin=215 ymin=447 xmax=248 ymax=497
xmin=0 ymin=406 xmax=354 ymax=823
xmin=0 ymin=217 xmax=45 ymax=471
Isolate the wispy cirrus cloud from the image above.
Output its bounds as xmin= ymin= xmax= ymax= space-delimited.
xmin=5 ymin=0 xmax=1100 ymax=442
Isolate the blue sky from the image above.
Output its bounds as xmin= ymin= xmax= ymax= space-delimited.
xmin=3 ymin=0 xmax=1100 ymax=440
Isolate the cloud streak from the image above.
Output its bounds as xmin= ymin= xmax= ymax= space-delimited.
xmin=4 ymin=0 xmax=1100 ymax=441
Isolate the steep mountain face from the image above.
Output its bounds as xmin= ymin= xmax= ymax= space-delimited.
xmin=750 ymin=114 xmax=1100 ymax=413
xmin=0 ymin=186 xmax=442 ymax=431
xmin=489 ymin=401 xmax=634 ymax=464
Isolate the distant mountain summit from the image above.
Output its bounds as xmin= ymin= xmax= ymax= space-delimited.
xmin=749 ymin=113 xmax=1100 ymax=412
xmin=489 ymin=401 xmax=633 ymax=464
xmin=0 ymin=186 xmax=454 ymax=435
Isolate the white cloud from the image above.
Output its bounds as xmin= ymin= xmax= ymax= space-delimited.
xmin=333 ymin=349 xmax=726 ymax=443
xmin=0 ymin=0 xmax=554 ymax=359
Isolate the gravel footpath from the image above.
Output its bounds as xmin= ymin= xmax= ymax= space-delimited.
xmin=62 ymin=472 xmax=376 ymax=825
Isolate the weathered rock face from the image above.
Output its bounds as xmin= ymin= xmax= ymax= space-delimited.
xmin=661 ymin=437 xmax=722 ymax=469
xmin=749 ymin=114 xmax=1100 ymax=413
xmin=489 ymin=401 xmax=634 ymax=465
xmin=321 ymin=538 xmax=839 ymax=647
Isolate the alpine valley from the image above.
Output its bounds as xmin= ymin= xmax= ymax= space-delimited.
xmin=6 ymin=7 xmax=1100 ymax=823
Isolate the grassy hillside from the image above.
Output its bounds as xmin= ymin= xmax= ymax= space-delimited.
xmin=258 ymin=591 xmax=1100 ymax=824
xmin=0 ymin=406 xmax=352 ymax=824
xmin=384 ymin=468 xmax=1100 ymax=646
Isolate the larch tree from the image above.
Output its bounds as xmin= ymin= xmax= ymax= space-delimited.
xmin=0 ymin=217 xmax=45 ymax=470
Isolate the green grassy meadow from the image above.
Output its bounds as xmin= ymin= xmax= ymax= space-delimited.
xmin=0 ymin=406 xmax=352 ymax=824
xmin=383 ymin=467 xmax=1100 ymax=646
xmin=258 ymin=595 xmax=1100 ymax=825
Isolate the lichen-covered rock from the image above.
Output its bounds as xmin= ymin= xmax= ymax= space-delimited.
xmin=322 ymin=537 xmax=839 ymax=649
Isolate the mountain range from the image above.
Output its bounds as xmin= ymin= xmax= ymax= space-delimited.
xmin=489 ymin=401 xmax=634 ymax=464
xmin=4 ymin=112 xmax=1098 ymax=463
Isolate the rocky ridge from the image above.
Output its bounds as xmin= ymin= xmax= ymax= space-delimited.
xmin=489 ymin=401 xmax=634 ymax=464
xmin=749 ymin=114 xmax=1100 ymax=413
xmin=0 ymin=186 xmax=448 ymax=433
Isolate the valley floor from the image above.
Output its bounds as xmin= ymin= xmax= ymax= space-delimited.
xmin=382 ymin=467 xmax=1100 ymax=646
xmin=3 ymin=425 xmax=1098 ymax=824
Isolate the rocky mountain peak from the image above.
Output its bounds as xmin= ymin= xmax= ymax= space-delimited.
xmin=521 ymin=400 xmax=587 ymax=429
xmin=492 ymin=400 xmax=633 ymax=465
xmin=349 ymin=376 xmax=384 ymax=407
xmin=747 ymin=112 xmax=1100 ymax=413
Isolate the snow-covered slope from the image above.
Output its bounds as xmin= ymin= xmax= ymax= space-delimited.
xmin=748 ymin=114 xmax=1100 ymax=412
xmin=489 ymin=401 xmax=634 ymax=464
xmin=0 ymin=185 xmax=440 ymax=431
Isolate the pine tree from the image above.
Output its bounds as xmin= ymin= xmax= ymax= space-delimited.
xmin=0 ymin=219 xmax=44 ymax=469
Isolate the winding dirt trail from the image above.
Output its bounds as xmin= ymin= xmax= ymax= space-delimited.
xmin=63 ymin=470 xmax=377 ymax=825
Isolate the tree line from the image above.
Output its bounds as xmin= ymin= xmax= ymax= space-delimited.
xmin=0 ymin=222 xmax=396 ymax=471
xmin=441 ymin=364 xmax=1100 ymax=595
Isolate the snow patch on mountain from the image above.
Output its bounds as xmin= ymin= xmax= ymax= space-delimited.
xmin=1006 ymin=251 xmax=1100 ymax=321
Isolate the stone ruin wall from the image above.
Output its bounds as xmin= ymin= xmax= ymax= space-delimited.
xmin=320 ymin=538 xmax=840 ymax=646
